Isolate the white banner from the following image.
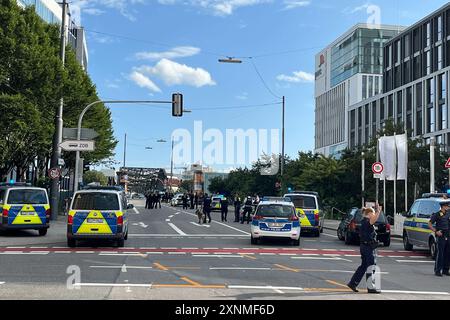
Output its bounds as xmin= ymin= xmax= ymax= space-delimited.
xmin=395 ymin=133 xmax=408 ymax=180
xmin=379 ymin=136 xmax=396 ymax=181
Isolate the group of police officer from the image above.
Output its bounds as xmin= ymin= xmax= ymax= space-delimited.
xmin=429 ymin=199 xmax=450 ymax=277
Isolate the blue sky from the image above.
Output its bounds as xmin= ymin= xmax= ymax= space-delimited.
xmin=71 ymin=0 xmax=448 ymax=173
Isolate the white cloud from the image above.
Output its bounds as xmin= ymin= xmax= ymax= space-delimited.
xmin=276 ymin=71 xmax=314 ymax=83
xmin=135 ymin=46 xmax=201 ymax=61
xmin=343 ymin=2 xmax=371 ymax=14
xmin=157 ymin=0 xmax=272 ymax=16
xmin=70 ymin=0 xmax=145 ymax=23
xmin=83 ymin=8 xmax=105 ymax=15
xmin=236 ymin=92 xmax=248 ymax=100
xmin=129 ymin=71 xmax=162 ymax=92
xmin=137 ymin=59 xmax=216 ymax=88
xmin=283 ymin=0 xmax=310 ymax=10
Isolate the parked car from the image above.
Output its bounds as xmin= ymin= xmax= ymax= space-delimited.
xmin=284 ymin=191 xmax=324 ymax=237
xmin=211 ymin=195 xmax=224 ymax=211
xmin=402 ymin=193 xmax=448 ymax=260
xmin=337 ymin=207 xmax=391 ymax=246
xmin=170 ymin=194 xmax=184 ymax=207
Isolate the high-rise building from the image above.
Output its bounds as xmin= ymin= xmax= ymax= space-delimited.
xmin=17 ymin=0 xmax=88 ymax=70
xmin=348 ymin=3 xmax=450 ymax=151
xmin=314 ymin=24 xmax=404 ymax=156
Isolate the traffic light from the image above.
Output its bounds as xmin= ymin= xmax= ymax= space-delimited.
xmin=172 ymin=93 xmax=183 ymax=117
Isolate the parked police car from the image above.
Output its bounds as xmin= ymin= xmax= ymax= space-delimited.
xmin=67 ymin=186 xmax=131 ymax=247
xmin=284 ymin=191 xmax=324 ymax=237
xmin=0 ymin=182 xmax=50 ymax=236
xmin=250 ymin=199 xmax=300 ymax=245
xmin=403 ymin=193 xmax=448 ymax=259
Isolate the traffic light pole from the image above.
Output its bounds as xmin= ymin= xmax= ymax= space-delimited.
xmin=73 ymin=99 xmax=174 ymax=192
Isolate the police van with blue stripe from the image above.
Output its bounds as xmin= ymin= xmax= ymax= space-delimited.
xmin=403 ymin=193 xmax=447 ymax=259
xmin=250 ymin=198 xmax=300 ymax=246
xmin=67 ymin=186 xmax=132 ymax=248
xmin=0 ymin=183 xmax=50 ymax=236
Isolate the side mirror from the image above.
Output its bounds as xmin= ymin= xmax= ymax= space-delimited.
xmin=402 ymin=212 xmax=411 ymax=218
xmin=127 ymin=204 xmax=134 ymax=210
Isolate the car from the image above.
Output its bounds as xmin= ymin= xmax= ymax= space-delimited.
xmin=170 ymin=194 xmax=184 ymax=207
xmin=211 ymin=195 xmax=224 ymax=211
xmin=250 ymin=200 xmax=300 ymax=245
xmin=284 ymin=191 xmax=324 ymax=237
xmin=337 ymin=207 xmax=391 ymax=246
xmin=402 ymin=193 xmax=447 ymax=260
xmin=0 ymin=183 xmax=50 ymax=236
xmin=67 ymin=186 xmax=132 ymax=248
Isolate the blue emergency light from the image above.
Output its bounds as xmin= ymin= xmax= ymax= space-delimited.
xmin=9 ymin=179 xmax=14 ymax=184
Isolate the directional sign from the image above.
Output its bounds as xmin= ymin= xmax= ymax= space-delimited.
xmin=446 ymin=158 xmax=450 ymax=169
xmin=372 ymin=162 xmax=384 ymax=174
xmin=48 ymin=167 xmax=61 ymax=180
xmin=60 ymin=140 xmax=95 ymax=152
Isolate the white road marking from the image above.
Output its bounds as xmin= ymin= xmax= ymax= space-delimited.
xmin=167 ymin=223 xmax=187 ymax=236
xmin=321 ymin=233 xmax=338 ymax=238
xmin=168 ymin=215 xmax=174 ymax=218
xmin=395 ymin=260 xmax=434 ymax=263
xmin=228 ymin=285 xmax=304 ymax=291
xmin=210 ymin=267 xmax=271 ymax=271
xmin=133 ymin=207 xmax=139 ymax=214
xmin=76 ymin=251 xmax=94 ymax=254
xmin=0 ymin=252 xmax=23 ymax=255
xmin=129 ymin=234 xmax=246 ymax=237
xmin=138 ymin=222 xmax=148 ymax=228
xmin=291 ymin=257 xmax=352 ymax=262
xmin=55 ymin=251 xmax=71 ymax=254
xmin=90 ymin=266 xmax=153 ymax=270
xmin=387 ymin=256 xmax=403 ymax=258
xmin=160 ymin=247 xmax=178 ymax=249
xmin=145 ymin=252 xmax=163 ymax=255
xmin=192 ymin=255 xmax=244 ymax=258
xmin=381 ymin=290 xmax=449 ymax=295
xmin=179 ymin=209 xmax=250 ymax=235
xmin=74 ymin=283 xmax=152 ymax=288
xmin=165 ymin=219 xmax=170 ymax=222
xmin=190 ymin=222 xmax=210 ymax=228
xmin=168 ymin=252 xmax=186 ymax=255
xmin=6 ymin=246 xmax=25 ymax=248
xmin=99 ymin=253 xmax=144 ymax=256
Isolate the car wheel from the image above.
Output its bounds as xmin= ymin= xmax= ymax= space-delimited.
xmin=344 ymin=231 xmax=352 ymax=245
xmin=251 ymin=236 xmax=258 ymax=245
xmin=67 ymin=238 xmax=76 ymax=248
xmin=292 ymin=238 xmax=300 ymax=246
xmin=116 ymin=238 xmax=125 ymax=248
xmin=314 ymin=229 xmax=320 ymax=237
xmin=429 ymin=238 xmax=437 ymax=260
xmin=403 ymin=231 xmax=413 ymax=251
xmin=337 ymin=229 xmax=344 ymax=241
xmin=124 ymin=230 xmax=128 ymax=240
xmin=38 ymin=228 xmax=48 ymax=236
xmin=383 ymin=238 xmax=391 ymax=247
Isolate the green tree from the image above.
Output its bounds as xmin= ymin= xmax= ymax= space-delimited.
xmin=83 ymin=170 xmax=107 ymax=186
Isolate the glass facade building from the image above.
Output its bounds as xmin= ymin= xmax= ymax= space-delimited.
xmin=348 ymin=3 xmax=450 ymax=152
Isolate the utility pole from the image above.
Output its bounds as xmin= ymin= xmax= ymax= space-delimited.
xmin=49 ymin=0 xmax=67 ymax=220
xmin=362 ymin=151 xmax=365 ymax=208
xmin=170 ymin=138 xmax=174 ymax=194
xmin=123 ymin=133 xmax=127 ymax=167
xmin=281 ymin=96 xmax=285 ymax=177
xmin=376 ymin=135 xmax=379 ymax=205
xmin=430 ymin=137 xmax=436 ymax=193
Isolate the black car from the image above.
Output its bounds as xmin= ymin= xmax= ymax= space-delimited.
xmin=337 ymin=208 xmax=391 ymax=247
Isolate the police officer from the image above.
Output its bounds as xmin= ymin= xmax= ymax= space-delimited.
xmin=234 ymin=194 xmax=241 ymax=222
xmin=202 ymin=193 xmax=212 ymax=224
xmin=428 ymin=200 xmax=450 ymax=277
xmin=220 ymin=197 xmax=229 ymax=222
xmin=241 ymin=196 xmax=253 ymax=224
xmin=347 ymin=205 xmax=381 ymax=293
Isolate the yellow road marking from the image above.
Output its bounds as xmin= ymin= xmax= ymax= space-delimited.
xmin=181 ymin=277 xmax=202 ymax=286
xmin=273 ymin=264 xmax=300 ymax=272
xmin=326 ymin=280 xmax=351 ymax=289
xmin=240 ymin=254 xmax=257 ymax=260
xmin=153 ymin=262 xmax=169 ymax=271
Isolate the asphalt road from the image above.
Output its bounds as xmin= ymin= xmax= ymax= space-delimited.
xmin=0 ymin=199 xmax=448 ymax=300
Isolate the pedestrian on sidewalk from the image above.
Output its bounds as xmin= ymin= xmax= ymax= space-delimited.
xmin=220 ymin=196 xmax=229 ymax=222
xmin=347 ymin=205 xmax=382 ymax=294
xmin=428 ymin=200 xmax=450 ymax=277
xmin=234 ymin=194 xmax=241 ymax=222
xmin=202 ymin=193 xmax=212 ymax=224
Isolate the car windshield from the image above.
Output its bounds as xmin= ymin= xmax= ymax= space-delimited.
xmin=286 ymin=195 xmax=317 ymax=209
xmin=256 ymin=204 xmax=294 ymax=218
xmin=7 ymin=189 xmax=47 ymax=204
xmin=72 ymin=192 xmax=120 ymax=211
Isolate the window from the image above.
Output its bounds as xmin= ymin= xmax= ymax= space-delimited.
xmin=418 ymin=200 xmax=440 ymax=218
xmin=7 ymin=189 xmax=47 ymax=204
xmin=404 ymin=34 xmax=411 ymax=58
xmin=368 ymin=76 xmax=373 ymax=98
xmin=388 ymin=94 xmax=394 ymax=118
xmin=404 ymin=60 xmax=411 ymax=84
xmin=362 ymin=75 xmax=367 ymax=99
xmin=427 ymin=78 xmax=435 ymax=133
xmin=413 ymin=28 xmax=421 ymax=53
xmin=413 ymin=55 xmax=421 ymax=80
xmin=387 ymin=45 xmax=392 ymax=68
xmin=425 ymin=22 xmax=431 ymax=47
xmin=380 ymin=98 xmax=385 ymax=120
xmin=256 ymin=204 xmax=295 ymax=218
xmin=287 ymin=195 xmax=317 ymax=210
xmin=426 ymin=50 xmax=431 ymax=75
xmin=437 ymin=16 xmax=443 ymax=41
xmin=397 ymin=91 xmax=403 ymax=125
xmin=438 ymin=74 xmax=447 ymax=130
xmin=437 ymin=45 xmax=443 ymax=70
xmin=409 ymin=200 xmax=421 ymax=216
xmin=375 ymin=76 xmax=379 ymax=94
xmin=395 ymin=40 xmax=401 ymax=64
xmin=72 ymin=192 xmax=120 ymax=210
xmin=406 ymin=87 xmax=413 ymax=135
xmin=416 ymin=83 xmax=423 ymax=135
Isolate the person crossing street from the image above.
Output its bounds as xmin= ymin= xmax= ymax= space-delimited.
xmin=202 ymin=193 xmax=212 ymax=224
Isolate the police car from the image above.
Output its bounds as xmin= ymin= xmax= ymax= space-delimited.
xmin=67 ymin=186 xmax=131 ymax=248
xmin=250 ymin=199 xmax=300 ymax=245
xmin=284 ymin=191 xmax=323 ymax=237
xmin=0 ymin=182 xmax=50 ymax=236
xmin=403 ymin=193 xmax=447 ymax=259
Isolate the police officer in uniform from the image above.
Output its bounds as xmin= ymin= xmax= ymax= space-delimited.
xmin=241 ymin=196 xmax=253 ymax=224
xmin=202 ymin=193 xmax=212 ymax=224
xmin=347 ymin=205 xmax=381 ymax=293
xmin=220 ymin=197 xmax=229 ymax=222
xmin=428 ymin=200 xmax=450 ymax=277
xmin=234 ymin=194 xmax=241 ymax=222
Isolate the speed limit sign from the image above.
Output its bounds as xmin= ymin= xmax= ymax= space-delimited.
xmin=48 ymin=167 xmax=61 ymax=180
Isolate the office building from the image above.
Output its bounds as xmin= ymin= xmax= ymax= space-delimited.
xmin=348 ymin=3 xmax=450 ymax=151
xmin=315 ymin=24 xmax=404 ymax=156
xmin=17 ymin=0 xmax=88 ymax=70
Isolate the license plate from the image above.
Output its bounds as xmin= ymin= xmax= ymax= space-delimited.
xmin=87 ymin=218 xmax=104 ymax=224
xmin=269 ymin=223 xmax=284 ymax=228
xmin=20 ymin=212 xmax=36 ymax=216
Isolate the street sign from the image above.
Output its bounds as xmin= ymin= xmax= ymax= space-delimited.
xmin=445 ymin=158 xmax=450 ymax=169
xmin=58 ymin=158 xmax=65 ymax=166
xmin=63 ymin=128 xmax=99 ymax=140
xmin=48 ymin=167 xmax=61 ymax=180
xmin=372 ymin=162 xmax=384 ymax=174
xmin=60 ymin=140 xmax=95 ymax=152
xmin=373 ymin=173 xmax=382 ymax=179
